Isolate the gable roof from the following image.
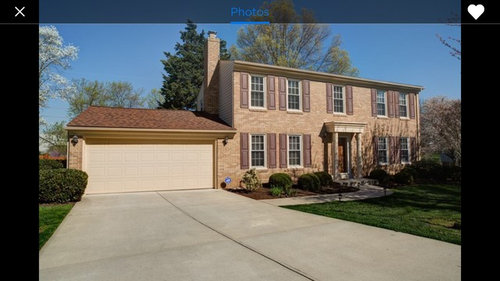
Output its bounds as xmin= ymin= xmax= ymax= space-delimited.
xmin=230 ymin=60 xmax=424 ymax=92
xmin=66 ymin=106 xmax=235 ymax=131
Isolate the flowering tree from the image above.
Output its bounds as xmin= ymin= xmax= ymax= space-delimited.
xmin=39 ymin=26 xmax=78 ymax=109
xmin=420 ymin=97 xmax=461 ymax=166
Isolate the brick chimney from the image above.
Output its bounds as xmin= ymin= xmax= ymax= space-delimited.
xmin=203 ymin=31 xmax=220 ymax=114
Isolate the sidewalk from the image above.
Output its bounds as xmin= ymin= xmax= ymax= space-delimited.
xmin=260 ymin=185 xmax=393 ymax=206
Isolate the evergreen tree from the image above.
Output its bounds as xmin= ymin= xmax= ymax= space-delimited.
xmin=160 ymin=21 xmax=230 ymax=110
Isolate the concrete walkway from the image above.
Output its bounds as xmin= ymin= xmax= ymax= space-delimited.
xmin=40 ymin=189 xmax=460 ymax=281
xmin=261 ymin=184 xmax=393 ymax=206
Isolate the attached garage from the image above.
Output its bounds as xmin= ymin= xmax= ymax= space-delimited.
xmin=66 ymin=107 xmax=235 ymax=194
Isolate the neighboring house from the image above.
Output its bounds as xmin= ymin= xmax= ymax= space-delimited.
xmin=67 ymin=31 xmax=422 ymax=194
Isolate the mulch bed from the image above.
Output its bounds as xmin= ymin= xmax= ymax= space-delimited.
xmin=226 ymin=184 xmax=360 ymax=200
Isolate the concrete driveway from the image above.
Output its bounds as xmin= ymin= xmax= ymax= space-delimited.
xmin=40 ymin=189 xmax=461 ymax=281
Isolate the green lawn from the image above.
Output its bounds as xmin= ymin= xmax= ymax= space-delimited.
xmin=39 ymin=203 xmax=74 ymax=250
xmin=284 ymin=184 xmax=461 ymax=245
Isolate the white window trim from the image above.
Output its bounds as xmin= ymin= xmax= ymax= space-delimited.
xmin=332 ymin=85 xmax=346 ymax=115
xmin=400 ymin=137 xmax=411 ymax=164
xmin=378 ymin=137 xmax=389 ymax=165
xmin=286 ymin=79 xmax=302 ymax=112
xmin=377 ymin=90 xmax=388 ymax=117
xmin=249 ymin=134 xmax=267 ymax=169
xmin=248 ymin=74 xmax=267 ymax=109
xmin=287 ymin=134 xmax=303 ymax=168
xmin=399 ymin=92 xmax=409 ymax=119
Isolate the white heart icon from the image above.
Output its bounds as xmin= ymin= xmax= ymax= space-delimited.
xmin=468 ymin=4 xmax=485 ymax=20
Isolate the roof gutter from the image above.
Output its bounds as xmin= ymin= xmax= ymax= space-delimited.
xmin=232 ymin=60 xmax=424 ymax=92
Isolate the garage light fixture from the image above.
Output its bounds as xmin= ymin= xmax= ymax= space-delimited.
xmin=223 ymin=136 xmax=229 ymax=146
xmin=71 ymin=135 xmax=79 ymax=145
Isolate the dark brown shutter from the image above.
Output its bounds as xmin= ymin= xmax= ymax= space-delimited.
xmin=389 ymin=91 xmax=396 ymax=118
xmin=240 ymin=133 xmax=249 ymax=169
xmin=278 ymin=77 xmax=287 ymax=111
xmin=409 ymin=93 xmax=416 ymax=119
xmin=390 ymin=136 xmax=400 ymax=164
xmin=394 ymin=91 xmax=400 ymax=118
xmin=279 ymin=133 xmax=287 ymax=168
xmin=373 ymin=136 xmax=378 ymax=165
xmin=389 ymin=137 xmax=394 ymax=164
xmin=240 ymin=73 xmax=249 ymax=108
xmin=346 ymin=85 xmax=353 ymax=115
xmin=371 ymin=89 xmax=377 ymax=117
xmin=326 ymin=83 xmax=333 ymax=113
xmin=267 ymin=133 xmax=277 ymax=168
xmin=267 ymin=76 xmax=276 ymax=110
xmin=410 ymin=137 xmax=417 ymax=162
xmin=303 ymin=134 xmax=311 ymax=167
xmin=302 ymin=80 xmax=310 ymax=112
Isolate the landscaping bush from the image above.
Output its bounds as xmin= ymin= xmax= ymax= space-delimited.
xmin=39 ymin=159 xmax=64 ymax=170
xmin=314 ymin=171 xmax=333 ymax=187
xmin=269 ymin=173 xmax=294 ymax=196
xmin=412 ymin=159 xmax=442 ymax=180
xmin=269 ymin=173 xmax=292 ymax=189
xmin=270 ymin=186 xmax=283 ymax=197
xmin=39 ymin=169 xmax=88 ymax=203
xmin=440 ymin=165 xmax=461 ymax=182
xmin=394 ymin=171 xmax=414 ymax=185
xmin=368 ymin=168 xmax=388 ymax=183
xmin=401 ymin=166 xmax=418 ymax=179
xmin=298 ymin=173 xmax=321 ymax=192
xmin=242 ymin=168 xmax=262 ymax=192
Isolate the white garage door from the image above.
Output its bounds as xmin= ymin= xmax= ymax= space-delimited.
xmin=84 ymin=143 xmax=213 ymax=194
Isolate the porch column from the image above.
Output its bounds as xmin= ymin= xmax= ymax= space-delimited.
xmin=356 ymin=133 xmax=362 ymax=179
xmin=332 ymin=132 xmax=338 ymax=179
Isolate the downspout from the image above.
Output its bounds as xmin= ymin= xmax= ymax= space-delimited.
xmin=66 ymin=130 xmax=69 ymax=168
xmin=416 ymin=92 xmax=421 ymax=161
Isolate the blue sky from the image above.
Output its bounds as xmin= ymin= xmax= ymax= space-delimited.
xmin=42 ymin=24 xmax=460 ymax=125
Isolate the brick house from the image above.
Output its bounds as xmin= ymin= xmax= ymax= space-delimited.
xmin=66 ymin=31 xmax=422 ymax=194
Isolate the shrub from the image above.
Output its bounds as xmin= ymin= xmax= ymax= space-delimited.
xmin=412 ymin=159 xmax=442 ymax=180
xmin=441 ymin=165 xmax=461 ymax=182
xmin=368 ymin=168 xmax=388 ymax=182
xmin=269 ymin=173 xmax=292 ymax=189
xmin=39 ymin=159 xmax=64 ymax=170
xmin=39 ymin=169 xmax=88 ymax=203
xmin=401 ymin=166 xmax=418 ymax=179
xmin=314 ymin=171 xmax=333 ymax=187
xmin=298 ymin=173 xmax=321 ymax=192
xmin=394 ymin=171 xmax=414 ymax=185
xmin=270 ymin=186 xmax=283 ymax=197
xmin=242 ymin=168 xmax=262 ymax=192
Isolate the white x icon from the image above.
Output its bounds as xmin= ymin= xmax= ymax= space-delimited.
xmin=15 ymin=6 xmax=25 ymax=17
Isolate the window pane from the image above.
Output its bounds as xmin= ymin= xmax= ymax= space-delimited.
xmin=399 ymin=93 xmax=407 ymax=117
xmin=378 ymin=137 xmax=387 ymax=163
xmin=250 ymin=76 xmax=264 ymax=107
xmin=377 ymin=90 xmax=386 ymax=116
xmin=333 ymin=86 xmax=344 ymax=113
xmin=400 ymin=138 xmax=409 ymax=162
xmin=288 ymin=136 xmax=301 ymax=166
xmin=251 ymin=135 xmax=265 ymax=167
xmin=288 ymin=95 xmax=299 ymax=110
xmin=288 ymin=80 xmax=300 ymax=110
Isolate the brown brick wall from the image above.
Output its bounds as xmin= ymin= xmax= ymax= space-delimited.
xmin=203 ymin=36 xmax=220 ymax=115
xmin=215 ymin=72 xmax=419 ymax=188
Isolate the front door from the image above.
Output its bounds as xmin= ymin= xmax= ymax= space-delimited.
xmin=338 ymin=137 xmax=348 ymax=173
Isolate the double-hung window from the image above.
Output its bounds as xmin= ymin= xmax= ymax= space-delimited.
xmin=377 ymin=137 xmax=388 ymax=165
xmin=377 ymin=90 xmax=386 ymax=116
xmin=333 ymin=85 xmax=345 ymax=114
xmin=250 ymin=75 xmax=265 ymax=108
xmin=399 ymin=93 xmax=408 ymax=118
xmin=400 ymin=137 xmax=410 ymax=164
xmin=250 ymin=134 xmax=266 ymax=168
xmin=288 ymin=135 xmax=302 ymax=167
xmin=287 ymin=80 xmax=301 ymax=110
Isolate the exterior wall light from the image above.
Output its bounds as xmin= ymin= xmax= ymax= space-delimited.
xmin=223 ymin=136 xmax=229 ymax=146
xmin=71 ymin=135 xmax=79 ymax=145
